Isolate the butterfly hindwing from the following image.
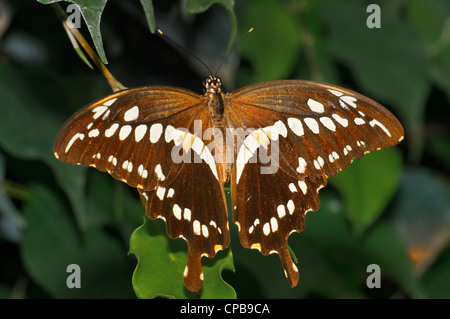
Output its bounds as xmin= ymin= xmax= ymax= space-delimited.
xmin=140 ymin=158 xmax=228 ymax=292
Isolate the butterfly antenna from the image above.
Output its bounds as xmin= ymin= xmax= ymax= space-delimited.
xmin=214 ymin=27 xmax=253 ymax=76
xmin=157 ymin=29 xmax=213 ymax=76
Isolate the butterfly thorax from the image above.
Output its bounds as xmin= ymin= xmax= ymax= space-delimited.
xmin=203 ymin=75 xmax=231 ymax=183
xmin=204 ymin=75 xmax=225 ymax=119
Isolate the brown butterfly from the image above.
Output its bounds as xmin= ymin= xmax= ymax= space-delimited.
xmin=54 ymin=74 xmax=404 ymax=292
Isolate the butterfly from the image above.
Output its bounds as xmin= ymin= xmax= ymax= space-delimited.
xmin=53 ymin=75 xmax=404 ymax=292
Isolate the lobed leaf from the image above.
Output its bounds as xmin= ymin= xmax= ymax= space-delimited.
xmin=129 ymin=217 xmax=236 ymax=299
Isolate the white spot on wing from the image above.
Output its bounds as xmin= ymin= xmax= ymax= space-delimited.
xmin=251 ymin=129 xmax=270 ymax=150
xmin=127 ymin=161 xmax=133 ymax=172
xmin=304 ymin=118 xmax=320 ymax=134
xmin=314 ymin=159 xmax=321 ymax=170
xmin=156 ymin=187 xmax=166 ymax=200
xmin=296 ymin=157 xmax=307 ymax=174
xmin=124 ymin=106 xmax=139 ymax=121
xmin=193 ymin=220 xmax=201 ymax=235
xmin=317 ymin=156 xmax=324 ymax=167
xmin=119 ymin=125 xmax=132 ymax=140
xmin=320 ymin=117 xmax=336 ymax=131
xmin=202 ymin=225 xmax=209 ymax=238
xmin=65 ymin=133 xmax=85 ymax=153
xmin=199 ymin=147 xmax=219 ymax=181
xmin=150 ymin=123 xmax=163 ymax=143
xmin=288 ymin=183 xmax=297 ymax=193
xmin=287 ymin=117 xmax=304 ymax=136
xmin=88 ymin=129 xmax=99 ymax=137
xmin=262 ymin=120 xmax=287 ymax=141
xmin=184 ymin=208 xmax=191 ymax=221
xmin=270 ymin=217 xmax=278 ymax=232
xmin=329 ymin=153 xmax=335 ymax=163
xmin=277 ymin=205 xmax=286 ymax=218
xmin=370 ymin=119 xmax=391 ymax=137
xmin=298 ymin=180 xmax=307 ymax=194
xmin=134 ymin=124 xmax=147 ymax=142
xmin=263 ymin=223 xmax=270 ymax=236
xmin=341 ymin=96 xmax=357 ymax=108
xmin=332 ymin=114 xmax=349 ymax=127
xmin=173 ymin=204 xmax=182 ymax=220
xmin=103 ymin=98 xmax=117 ymax=106
xmin=191 ymin=136 xmax=204 ymax=154
xmin=287 ymin=200 xmax=295 ymax=214
xmin=307 ymin=98 xmax=325 ymax=113
xmin=92 ymin=106 xmax=108 ymax=119
xmin=328 ymin=89 xmax=343 ymax=97
xmin=154 ymin=164 xmax=166 ymax=181
xmin=354 ymin=117 xmax=366 ymax=125
xmin=105 ymin=123 xmax=119 ymax=137
xmin=101 ymin=109 xmax=111 ymax=120
xmin=165 ymin=125 xmax=186 ymax=146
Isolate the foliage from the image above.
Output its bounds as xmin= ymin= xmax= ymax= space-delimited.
xmin=0 ymin=0 xmax=448 ymax=299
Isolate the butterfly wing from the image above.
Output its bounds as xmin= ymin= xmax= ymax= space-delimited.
xmin=137 ymin=112 xmax=230 ymax=292
xmin=225 ymin=80 xmax=404 ymax=286
xmin=53 ymin=86 xmax=229 ymax=292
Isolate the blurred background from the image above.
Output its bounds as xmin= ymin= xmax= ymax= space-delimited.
xmin=0 ymin=0 xmax=449 ymax=298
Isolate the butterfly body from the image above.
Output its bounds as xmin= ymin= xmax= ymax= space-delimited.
xmin=54 ymin=77 xmax=404 ymax=292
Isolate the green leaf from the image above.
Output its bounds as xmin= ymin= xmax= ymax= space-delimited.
xmin=129 ymin=217 xmax=236 ymax=299
xmin=38 ymin=0 xmax=157 ymax=63
xmin=329 ymin=148 xmax=403 ymax=233
xmin=407 ymin=0 xmax=450 ymax=100
xmin=20 ymin=185 xmax=134 ymax=298
xmin=139 ymin=0 xmax=156 ymax=33
xmin=237 ymin=0 xmax=302 ymax=83
xmin=38 ymin=0 xmax=109 ymax=64
xmin=185 ymin=0 xmax=237 ymax=53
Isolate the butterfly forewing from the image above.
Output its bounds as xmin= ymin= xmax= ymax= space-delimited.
xmin=54 ymin=87 xmax=206 ymax=189
xmin=225 ymin=80 xmax=404 ymax=284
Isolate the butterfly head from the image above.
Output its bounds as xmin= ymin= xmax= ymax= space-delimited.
xmin=203 ymin=75 xmax=222 ymax=94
